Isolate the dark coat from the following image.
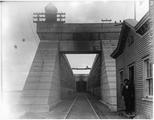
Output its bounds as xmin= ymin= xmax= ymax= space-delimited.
xmin=122 ymin=84 xmax=133 ymax=99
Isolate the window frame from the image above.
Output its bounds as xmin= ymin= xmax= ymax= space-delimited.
xmin=143 ymin=57 xmax=153 ymax=98
xmin=119 ymin=69 xmax=124 ymax=95
xmin=127 ymin=35 xmax=134 ymax=47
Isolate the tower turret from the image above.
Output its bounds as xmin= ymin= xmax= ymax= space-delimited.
xmin=45 ymin=3 xmax=58 ymax=23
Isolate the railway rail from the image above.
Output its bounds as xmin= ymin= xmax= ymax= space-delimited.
xmin=64 ymin=93 xmax=100 ymax=119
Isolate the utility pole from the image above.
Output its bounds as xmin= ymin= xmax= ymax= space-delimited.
xmin=57 ymin=12 xmax=65 ymax=23
xmin=134 ymin=0 xmax=136 ymax=20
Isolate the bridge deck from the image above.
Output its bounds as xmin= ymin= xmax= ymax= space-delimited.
xmin=65 ymin=93 xmax=99 ymax=119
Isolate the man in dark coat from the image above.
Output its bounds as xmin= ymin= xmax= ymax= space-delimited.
xmin=122 ymin=79 xmax=133 ymax=114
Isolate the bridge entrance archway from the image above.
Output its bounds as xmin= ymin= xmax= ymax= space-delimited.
xmin=20 ymin=6 xmax=121 ymax=113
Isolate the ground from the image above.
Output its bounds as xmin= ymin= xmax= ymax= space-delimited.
xmin=18 ymin=93 xmax=127 ymax=119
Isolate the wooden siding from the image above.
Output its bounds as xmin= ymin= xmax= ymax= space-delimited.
xmin=116 ymin=18 xmax=153 ymax=118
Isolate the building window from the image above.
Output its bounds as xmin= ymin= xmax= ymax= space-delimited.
xmin=128 ymin=36 xmax=134 ymax=46
xmin=144 ymin=58 xmax=153 ymax=97
xmin=136 ymin=19 xmax=151 ymax=36
xmin=120 ymin=70 xmax=124 ymax=93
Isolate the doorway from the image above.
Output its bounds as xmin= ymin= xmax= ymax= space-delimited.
xmin=76 ymin=81 xmax=87 ymax=92
xmin=129 ymin=65 xmax=135 ymax=112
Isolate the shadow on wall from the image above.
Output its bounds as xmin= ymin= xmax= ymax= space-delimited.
xmin=60 ymin=54 xmax=76 ymax=100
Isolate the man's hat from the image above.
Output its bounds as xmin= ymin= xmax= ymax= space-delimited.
xmin=124 ymin=79 xmax=129 ymax=82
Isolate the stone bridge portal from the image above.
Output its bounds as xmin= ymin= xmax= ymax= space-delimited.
xmin=19 ymin=3 xmax=121 ymax=114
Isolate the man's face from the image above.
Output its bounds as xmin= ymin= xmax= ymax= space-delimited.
xmin=124 ymin=80 xmax=128 ymax=84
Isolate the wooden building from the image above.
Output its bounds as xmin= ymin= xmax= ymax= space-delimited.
xmin=111 ymin=12 xmax=153 ymax=118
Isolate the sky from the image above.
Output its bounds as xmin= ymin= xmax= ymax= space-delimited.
xmin=1 ymin=0 xmax=149 ymax=91
xmin=66 ymin=54 xmax=97 ymax=74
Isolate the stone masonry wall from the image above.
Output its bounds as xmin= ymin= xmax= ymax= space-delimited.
xmin=18 ymin=41 xmax=61 ymax=114
xmin=60 ymin=54 xmax=76 ymax=99
xmin=87 ymin=55 xmax=101 ymax=99
xmin=101 ymin=40 xmax=118 ymax=111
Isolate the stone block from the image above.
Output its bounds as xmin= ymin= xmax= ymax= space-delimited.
xmin=29 ymin=104 xmax=50 ymax=113
xmin=19 ymin=96 xmax=49 ymax=104
xmin=22 ymin=90 xmax=51 ymax=96
xmin=28 ymin=71 xmax=50 ymax=76
xmin=24 ymin=82 xmax=52 ymax=90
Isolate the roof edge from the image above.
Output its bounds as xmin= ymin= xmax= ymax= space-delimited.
xmin=111 ymin=12 xmax=150 ymax=59
xmin=135 ymin=11 xmax=149 ymax=30
xmin=111 ymin=23 xmax=131 ymax=59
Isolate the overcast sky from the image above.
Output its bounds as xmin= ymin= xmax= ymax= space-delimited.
xmin=2 ymin=0 xmax=149 ymax=91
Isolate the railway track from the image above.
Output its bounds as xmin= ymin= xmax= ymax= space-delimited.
xmin=64 ymin=93 xmax=100 ymax=119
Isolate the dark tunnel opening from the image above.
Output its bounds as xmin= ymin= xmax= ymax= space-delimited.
xmin=65 ymin=54 xmax=101 ymax=94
